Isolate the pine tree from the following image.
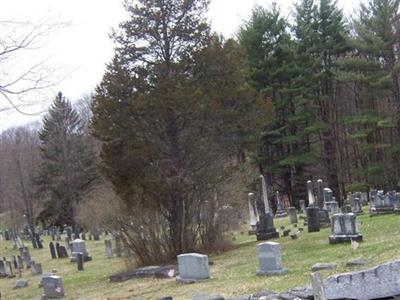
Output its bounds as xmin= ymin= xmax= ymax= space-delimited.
xmin=36 ymin=92 xmax=98 ymax=226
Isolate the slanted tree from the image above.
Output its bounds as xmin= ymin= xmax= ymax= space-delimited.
xmin=92 ymin=0 xmax=270 ymax=262
xmin=36 ymin=92 xmax=98 ymax=226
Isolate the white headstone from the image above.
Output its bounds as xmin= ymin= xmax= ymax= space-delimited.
xmin=256 ymin=242 xmax=288 ymax=276
xmin=177 ymin=253 xmax=210 ymax=283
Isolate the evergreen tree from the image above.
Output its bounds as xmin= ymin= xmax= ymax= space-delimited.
xmin=36 ymin=92 xmax=98 ymax=226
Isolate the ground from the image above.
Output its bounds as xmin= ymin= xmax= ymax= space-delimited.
xmin=1 ymin=211 xmax=400 ymax=299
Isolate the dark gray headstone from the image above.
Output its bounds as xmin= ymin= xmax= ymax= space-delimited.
xmin=306 ymin=206 xmax=320 ymax=233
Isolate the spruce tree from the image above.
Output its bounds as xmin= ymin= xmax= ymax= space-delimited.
xmin=36 ymin=92 xmax=98 ymax=226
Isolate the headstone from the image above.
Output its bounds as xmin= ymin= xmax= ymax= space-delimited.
xmin=12 ymin=255 xmax=17 ymax=269
xmin=0 ymin=260 xmax=8 ymax=277
xmin=256 ymin=214 xmax=279 ymax=241
xmin=65 ymin=237 xmax=71 ymax=250
xmin=275 ymin=191 xmax=287 ymax=218
xmin=307 ymin=180 xmax=316 ymax=205
xmin=394 ymin=192 xmax=400 ymax=214
xmin=306 ymin=206 xmax=320 ymax=233
xmin=42 ymin=275 xmax=65 ymax=298
xmin=248 ymin=192 xmax=259 ymax=234
xmin=299 ymin=200 xmax=306 ymax=214
xmin=288 ymin=207 xmax=297 ymax=224
xmin=4 ymin=229 xmax=10 ymax=240
xmin=31 ymin=262 xmax=42 ymax=275
xmin=49 ymin=242 xmax=57 ymax=259
xmin=316 ymin=179 xmax=324 ymax=209
xmin=311 ymin=272 xmax=327 ymax=300
xmin=65 ymin=226 xmax=72 ymax=240
xmin=81 ymin=233 xmax=86 ymax=240
xmin=352 ymin=198 xmax=363 ymax=214
xmin=330 ymin=201 xmax=339 ymax=214
xmin=17 ymin=255 xmax=23 ymax=270
xmin=323 ymin=188 xmax=335 ymax=210
xmin=329 ymin=213 xmax=363 ymax=244
xmin=19 ymin=247 xmax=32 ymax=268
xmin=256 ymin=242 xmax=288 ymax=276
xmin=60 ymin=246 xmax=68 ymax=258
xmin=6 ymin=260 xmax=14 ymax=277
xmin=77 ymin=253 xmax=84 ymax=271
xmin=55 ymin=242 xmax=61 ymax=258
xmin=115 ymin=236 xmax=122 ymax=258
xmin=370 ymin=190 xmax=394 ymax=215
xmin=15 ymin=279 xmax=28 ymax=289
xmin=105 ymin=240 xmax=113 ymax=258
xmin=176 ymin=253 xmax=210 ymax=283
xmin=70 ymin=239 xmax=91 ymax=262
xmin=260 ymin=175 xmax=271 ymax=214
xmin=35 ymin=233 xmax=43 ymax=249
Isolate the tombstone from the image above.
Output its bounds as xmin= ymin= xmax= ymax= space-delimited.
xmin=105 ymin=240 xmax=113 ymax=258
xmin=12 ymin=256 xmax=17 ymax=269
xmin=6 ymin=261 xmax=14 ymax=277
xmin=360 ymin=192 xmax=369 ymax=205
xmin=59 ymin=245 xmax=68 ymax=258
xmin=65 ymin=237 xmax=71 ymax=250
xmin=73 ymin=232 xmax=80 ymax=240
xmin=394 ymin=192 xmax=400 ymax=214
xmin=51 ymin=228 xmax=56 ymax=241
xmin=176 ymin=253 xmax=210 ymax=283
xmin=275 ymin=191 xmax=287 ymax=218
xmin=88 ymin=233 xmax=93 ymax=241
xmin=49 ymin=242 xmax=57 ymax=259
xmin=42 ymin=275 xmax=65 ymax=298
xmin=329 ymin=213 xmax=363 ymax=244
xmin=299 ymin=200 xmax=306 ymax=214
xmin=256 ymin=242 xmax=288 ymax=276
xmin=19 ymin=247 xmax=32 ymax=268
xmin=17 ymin=255 xmax=24 ymax=270
xmin=55 ymin=242 xmax=61 ymax=258
xmin=0 ymin=261 xmax=8 ymax=277
xmin=65 ymin=226 xmax=72 ymax=240
xmin=77 ymin=253 xmax=84 ymax=271
xmin=288 ymin=207 xmax=297 ymax=224
xmin=31 ymin=262 xmax=42 ymax=275
xmin=93 ymin=230 xmax=100 ymax=241
xmin=115 ymin=236 xmax=122 ymax=258
xmin=81 ymin=233 xmax=86 ymax=241
xmin=55 ymin=230 xmax=61 ymax=241
xmin=311 ymin=272 xmax=327 ymax=300
xmin=70 ymin=239 xmax=91 ymax=262
xmin=316 ymin=179 xmax=324 ymax=209
xmin=370 ymin=190 xmax=394 ymax=215
xmin=35 ymin=233 xmax=43 ymax=249
xmin=4 ymin=229 xmax=10 ymax=241
xmin=323 ymin=188 xmax=335 ymax=210
xmin=330 ymin=201 xmax=339 ymax=214
xmin=352 ymin=198 xmax=363 ymax=214
xmin=307 ymin=207 xmax=320 ymax=233
xmin=15 ymin=279 xmax=28 ymax=289
xmin=247 ymin=192 xmax=259 ymax=234
xmin=260 ymin=175 xmax=272 ymax=214
xmin=256 ymin=214 xmax=279 ymax=241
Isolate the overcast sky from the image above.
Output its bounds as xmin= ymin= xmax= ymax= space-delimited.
xmin=0 ymin=0 xmax=360 ymax=131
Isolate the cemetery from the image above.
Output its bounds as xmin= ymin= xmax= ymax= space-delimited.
xmin=1 ymin=179 xmax=400 ymax=299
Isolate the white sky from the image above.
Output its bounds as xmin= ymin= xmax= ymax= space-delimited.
xmin=0 ymin=0 xmax=360 ymax=131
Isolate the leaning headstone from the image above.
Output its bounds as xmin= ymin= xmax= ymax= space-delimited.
xmin=105 ymin=240 xmax=113 ymax=258
xmin=70 ymin=239 xmax=91 ymax=262
xmin=49 ymin=242 xmax=57 ymax=259
xmin=55 ymin=243 xmax=61 ymax=258
xmin=329 ymin=213 xmax=363 ymax=244
xmin=288 ymin=207 xmax=297 ymax=224
xmin=176 ymin=253 xmax=210 ymax=283
xmin=41 ymin=275 xmax=65 ymax=298
xmin=59 ymin=246 xmax=68 ymax=258
xmin=256 ymin=242 xmax=288 ymax=276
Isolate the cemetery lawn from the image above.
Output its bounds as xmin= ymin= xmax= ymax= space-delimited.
xmin=1 ymin=211 xmax=400 ymax=299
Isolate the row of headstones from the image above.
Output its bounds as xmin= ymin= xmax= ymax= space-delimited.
xmin=104 ymin=237 xmax=123 ymax=258
xmin=176 ymin=242 xmax=287 ymax=283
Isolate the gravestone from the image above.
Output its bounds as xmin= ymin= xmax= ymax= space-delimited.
xmin=19 ymin=247 xmax=32 ymax=268
xmin=256 ymin=214 xmax=279 ymax=240
xmin=70 ymin=239 xmax=91 ymax=262
xmin=65 ymin=226 xmax=72 ymax=240
xmin=115 ymin=236 xmax=122 ymax=257
xmin=329 ymin=213 xmax=363 ymax=244
xmin=65 ymin=237 xmax=71 ymax=250
xmin=275 ymin=191 xmax=287 ymax=218
xmin=49 ymin=242 xmax=57 ymax=259
xmin=4 ymin=229 xmax=10 ymax=241
xmin=394 ymin=192 xmax=400 ymax=214
xmin=105 ymin=240 xmax=113 ymax=258
xmin=12 ymin=255 xmax=17 ymax=269
xmin=311 ymin=272 xmax=327 ymax=300
xmin=31 ymin=262 xmax=42 ymax=275
xmin=0 ymin=260 xmax=8 ymax=277
xmin=55 ymin=243 xmax=61 ymax=258
xmin=256 ymin=242 xmax=288 ymax=276
xmin=247 ymin=192 xmax=259 ymax=234
xmin=77 ymin=253 xmax=84 ymax=271
xmin=288 ymin=207 xmax=297 ymax=224
xmin=352 ymin=197 xmax=363 ymax=214
xmin=323 ymin=188 xmax=335 ymax=211
xmin=35 ymin=233 xmax=43 ymax=249
xmin=17 ymin=255 xmax=23 ymax=270
xmin=299 ymin=200 xmax=306 ymax=214
xmin=330 ymin=201 xmax=339 ymax=214
xmin=42 ymin=275 xmax=64 ymax=298
xmin=316 ymin=179 xmax=325 ymax=209
xmin=15 ymin=279 xmax=28 ymax=289
xmin=370 ymin=190 xmax=394 ymax=215
xmin=307 ymin=206 xmax=320 ymax=233
xmin=59 ymin=246 xmax=68 ymax=258
xmin=81 ymin=233 xmax=86 ymax=241
xmin=176 ymin=253 xmax=210 ymax=283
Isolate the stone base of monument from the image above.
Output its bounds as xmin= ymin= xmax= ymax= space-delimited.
xmin=329 ymin=234 xmax=363 ymax=244
xmin=256 ymin=231 xmax=280 ymax=241
xmin=176 ymin=276 xmax=210 ymax=283
xmin=257 ymin=268 xmax=288 ymax=276
xmin=370 ymin=207 xmax=394 ymax=216
xmin=70 ymin=253 xmax=92 ymax=263
xmin=274 ymin=210 xmax=287 ymax=218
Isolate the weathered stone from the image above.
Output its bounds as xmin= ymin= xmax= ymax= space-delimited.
xmin=311 ymin=263 xmax=336 ymax=272
xmin=177 ymin=253 xmax=210 ymax=283
xmin=316 ymin=179 xmax=324 ymax=209
xmin=41 ymin=275 xmax=64 ymax=298
xmin=70 ymin=239 xmax=91 ymax=262
xmin=275 ymin=191 xmax=287 ymax=218
xmin=329 ymin=213 xmax=362 ymax=244
xmin=248 ymin=193 xmax=259 ymax=234
xmin=14 ymin=279 xmax=28 ymax=289
xmin=299 ymin=200 xmax=306 ymax=214
xmin=346 ymin=258 xmax=368 ymax=267
xmin=31 ymin=262 xmax=42 ymax=275
xmin=288 ymin=207 xmax=297 ymax=224
xmin=306 ymin=207 xmax=320 ymax=233
xmin=256 ymin=214 xmax=279 ymax=241
xmin=329 ymin=201 xmax=339 ymax=215
xmin=256 ymin=242 xmax=288 ymax=276
xmin=324 ymin=260 xmax=400 ymax=300
xmin=105 ymin=240 xmax=113 ymax=258
xmin=311 ymin=272 xmax=327 ymax=300
xmin=110 ymin=265 xmax=176 ymax=282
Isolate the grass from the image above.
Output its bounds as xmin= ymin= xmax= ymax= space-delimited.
xmin=1 ymin=210 xmax=400 ymax=299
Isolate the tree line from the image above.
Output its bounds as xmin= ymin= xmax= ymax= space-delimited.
xmin=1 ymin=0 xmax=399 ymax=263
